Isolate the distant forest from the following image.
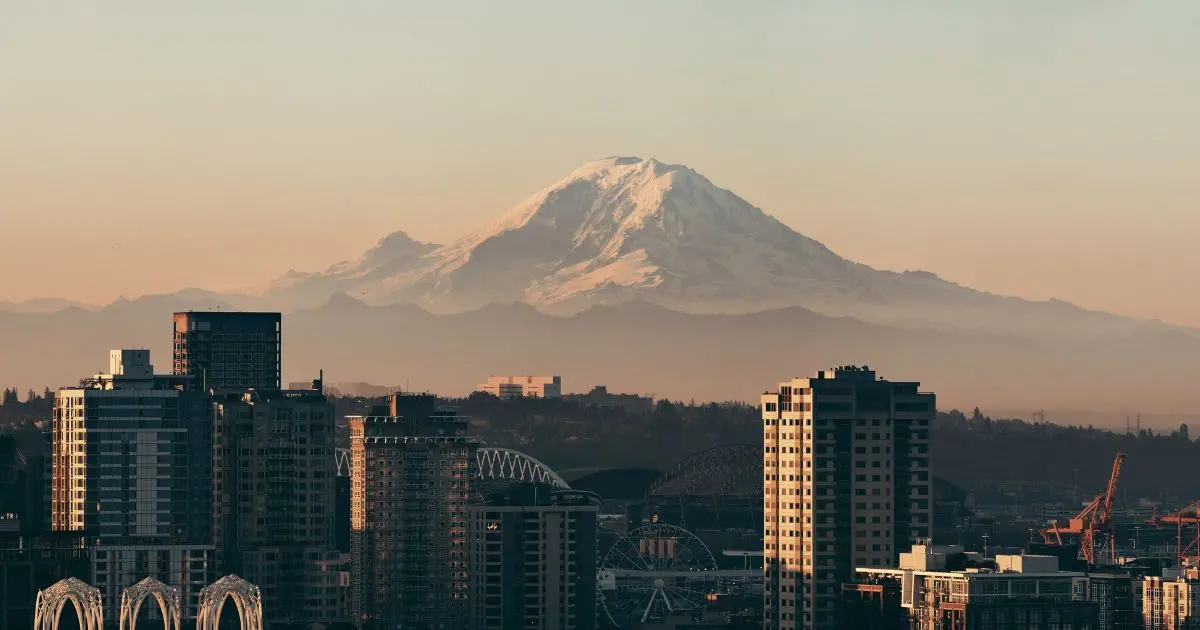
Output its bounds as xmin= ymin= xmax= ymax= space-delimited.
xmin=4 ymin=390 xmax=1199 ymax=502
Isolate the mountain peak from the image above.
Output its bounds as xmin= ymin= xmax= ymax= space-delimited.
xmin=563 ymin=156 xmax=702 ymax=189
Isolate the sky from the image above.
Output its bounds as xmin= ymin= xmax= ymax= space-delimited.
xmin=3 ymin=1 xmax=1199 ymax=325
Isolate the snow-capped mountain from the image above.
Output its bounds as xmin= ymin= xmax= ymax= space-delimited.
xmin=259 ymin=156 xmax=1184 ymax=339
xmin=266 ymin=156 xmax=874 ymax=310
xmin=401 ymin=155 xmax=869 ymax=312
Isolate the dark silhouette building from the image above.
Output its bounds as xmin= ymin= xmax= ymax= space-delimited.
xmin=211 ymin=380 xmax=345 ymax=626
xmin=468 ymin=485 xmax=600 ymax=630
xmin=349 ymin=393 xmax=479 ymax=630
xmin=841 ymin=580 xmax=906 ymax=630
xmin=172 ymin=311 xmax=282 ymax=391
xmin=0 ymin=531 xmax=90 ymax=630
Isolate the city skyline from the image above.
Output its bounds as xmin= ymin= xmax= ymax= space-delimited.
xmin=7 ymin=4 xmax=1199 ymax=627
xmin=4 ymin=2 xmax=1200 ymax=326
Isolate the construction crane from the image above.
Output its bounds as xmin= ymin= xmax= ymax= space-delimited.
xmin=1147 ymin=498 xmax=1200 ymax=567
xmin=1040 ymin=452 xmax=1126 ymax=565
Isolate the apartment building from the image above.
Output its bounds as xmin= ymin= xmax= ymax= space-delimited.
xmin=468 ymin=485 xmax=600 ymax=630
xmin=172 ymin=311 xmax=282 ymax=391
xmin=350 ymin=393 xmax=479 ymax=630
xmin=1143 ymin=568 xmax=1200 ymax=629
xmin=852 ymin=545 xmax=1096 ymax=629
xmin=761 ymin=366 xmax=935 ymax=630
xmin=51 ymin=350 xmax=209 ymax=543
xmin=211 ymin=381 xmax=346 ymax=625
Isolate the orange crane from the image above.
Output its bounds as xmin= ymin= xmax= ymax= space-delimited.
xmin=1040 ymin=452 xmax=1125 ymax=565
xmin=1147 ymin=498 xmax=1200 ymax=567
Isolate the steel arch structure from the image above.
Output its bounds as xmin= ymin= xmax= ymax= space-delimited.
xmin=35 ymin=578 xmax=104 ymax=630
xmin=648 ymin=444 xmax=762 ymax=496
xmin=476 ymin=447 xmax=569 ymax=488
xmin=196 ymin=575 xmax=262 ymax=630
xmin=334 ymin=448 xmax=350 ymax=477
xmin=119 ymin=577 xmax=181 ymax=630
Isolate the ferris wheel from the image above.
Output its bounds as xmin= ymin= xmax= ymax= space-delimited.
xmin=597 ymin=524 xmax=722 ymax=627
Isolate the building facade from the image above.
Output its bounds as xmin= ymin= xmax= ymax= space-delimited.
xmin=89 ymin=543 xmax=216 ymax=626
xmin=476 ymin=376 xmax=562 ymax=400
xmin=350 ymin=393 xmax=479 ymax=630
xmin=852 ymin=546 xmax=1097 ymax=630
xmin=172 ymin=311 xmax=282 ymax=391
xmin=468 ymin=485 xmax=600 ymax=630
xmin=51 ymin=350 xmax=208 ymax=543
xmin=1143 ymin=570 xmax=1200 ymax=629
xmin=761 ymin=366 xmax=935 ymax=630
xmin=0 ymin=531 xmax=90 ymax=630
xmin=211 ymin=382 xmax=345 ymax=626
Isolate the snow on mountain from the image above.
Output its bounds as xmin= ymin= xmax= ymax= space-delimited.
xmin=257 ymin=230 xmax=439 ymax=310
xmin=259 ymin=156 xmax=1187 ymax=339
xmin=335 ymin=155 xmax=866 ymax=311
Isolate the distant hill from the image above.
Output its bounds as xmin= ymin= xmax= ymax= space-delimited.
xmin=3 ymin=295 xmax=1200 ymax=415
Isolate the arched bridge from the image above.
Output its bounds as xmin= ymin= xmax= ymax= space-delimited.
xmin=476 ymin=447 xmax=570 ymax=488
xmin=649 ymin=444 xmax=762 ymax=497
xmin=336 ymin=446 xmax=569 ymax=488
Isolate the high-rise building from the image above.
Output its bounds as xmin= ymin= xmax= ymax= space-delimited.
xmin=51 ymin=350 xmax=209 ymax=543
xmin=467 ymin=485 xmax=600 ymax=630
xmin=172 ymin=311 xmax=282 ymax=391
xmin=476 ymin=376 xmax=562 ymax=399
xmin=349 ymin=393 xmax=479 ymax=630
xmin=211 ymin=380 xmax=346 ymax=626
xmin=761 ymin=366 xmax=935 ymax=630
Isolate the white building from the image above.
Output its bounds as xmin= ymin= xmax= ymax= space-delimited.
xmin=1144 ymin=569 xmax=1200 ymax=629
xmin=476 ymin=375 xmax=562 ymax=399
xmin=761 ymin=366 xmax=935 ymax=630
xmin=854 ymin=545 xmax=1093 ymax=630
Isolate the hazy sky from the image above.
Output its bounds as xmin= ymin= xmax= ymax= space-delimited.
xmin=3 ymin=1 xmax=1199 ymax=325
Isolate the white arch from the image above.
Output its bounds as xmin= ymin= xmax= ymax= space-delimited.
xmin=197 ymin=575 xmax=262 ymax=630
xmin=476 ymin=447 xmax=569 ymax=488
xmin=34 ymin=578 xmax=104 ymax=630
xmin=334 ymin=448 xmax=351 ymax=477
xmin=120 ymin=577 xmax=181 ymax=630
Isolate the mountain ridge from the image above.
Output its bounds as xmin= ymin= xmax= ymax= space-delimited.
xmin=3 ymin=156 xmax=1195 ymax=344
xmin=244 ymin=156 xmax=1193 ymax=342
xmin=3 ymin=298 xmax=1198 ymax=414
